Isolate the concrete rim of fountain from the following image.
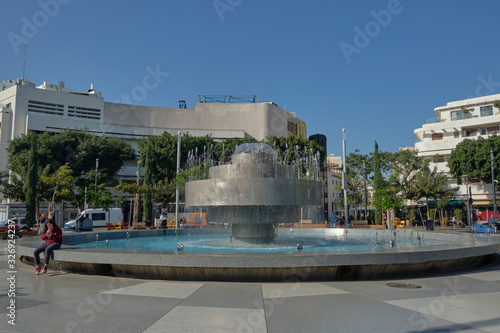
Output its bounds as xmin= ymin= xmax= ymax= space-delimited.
xmin=17 ymin=229 xmax=500 ymax=282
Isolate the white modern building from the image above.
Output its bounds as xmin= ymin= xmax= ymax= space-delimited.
xmin=0 ymin=78 xmax=308 ymax=222
xmin=414 ymin=93 xmax=500 ymax=221
xmin=326 ymin=154 xmax=343 ymax=221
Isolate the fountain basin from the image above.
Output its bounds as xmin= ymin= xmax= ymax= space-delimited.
xmin=17 ymin=229 xmax=500 ymax=281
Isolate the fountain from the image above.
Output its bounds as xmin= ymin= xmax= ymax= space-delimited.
xmin=185 ymin=143 xmax=322 ymax=243
xmin=16 ymin=144 xmax=500 ymax=281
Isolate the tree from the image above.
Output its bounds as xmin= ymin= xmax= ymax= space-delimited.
xmin=346 ymin=150 xmax=373 ymax=220
xmin=448 ymin=138 xmax=481 ymax=181
xmin=85 ymin=184 xmax=114 ymax=210
xmin=372 ymin=174 xmax=404 ymax=223
xmin=2 ymin=129 xmax=135 ymax=207
xmin=142 ymin=141 xmax=153 ymax=224
xmin=115 ymin=193 xmax=128 ymax=222
xmin=392 ymin=149 xmax=424 ymax=193
xmin=25 ymin=133 xmax=38 ymax=227
xmin=265 ymin=135 xmax=326 ymax=167
xmin=406 ymin=160 xmax=457 ymax=220
xmin=372 ymin=141 xmax=383 ymax=224
xmin=41 ymin=163 xmax=76 ymax=212
xmin=139 ymin=132 xmax=216 ymax=183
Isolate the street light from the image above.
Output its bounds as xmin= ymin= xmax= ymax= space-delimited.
xmin=342 ymin=129 xmax=348 ymax=228
xmin=175 ymin=132 xmax=181 ymax=230
xmin=491 ymin=150 xmax=497 ymax=231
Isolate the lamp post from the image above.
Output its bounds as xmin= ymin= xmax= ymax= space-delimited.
xmin=342 ymin=129 xmax=348 ymax=228
xmin=491 ymin=150 xmax=497 ymax=231
xmin=363 ymin=161 xmax=368 ymax=222
xmin=175 ymin=132 xmax=181 ymax=230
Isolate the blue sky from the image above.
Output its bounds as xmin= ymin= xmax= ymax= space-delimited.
xmin=2 ymin=0 xmax=500 ymax=157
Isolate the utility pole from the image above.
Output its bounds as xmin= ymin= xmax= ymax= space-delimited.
xmin=175 ymin=132 xmax=181 ymax=230
xmin=363 ymin=160 xmax=368 ymax=222
xmin=466 ymin=179 xmax=471 ymax=230
xmin=469 ymin=186 xmax=473 ymax=231
xmin=492 ymin=150 xmax=497 ymax=232
xmin=342 ymin=129 xmax=348 ymax=228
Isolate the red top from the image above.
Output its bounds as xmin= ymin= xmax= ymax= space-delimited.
xmin=41 ymin=224 xmax=63 ymax=245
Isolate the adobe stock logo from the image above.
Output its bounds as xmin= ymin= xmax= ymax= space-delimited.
xmin=213 ymin=0 xmax=243 ymax=21
xmin=7 ymin=0 xmax=71 ymax=54
xmin=472 ymin=74 xmax=500 ymax=98
xmin=339 ymin=0 xmax=410 ymax=64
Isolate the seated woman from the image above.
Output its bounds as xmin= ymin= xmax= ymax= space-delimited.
xmin=33 ymin=215 xmax=62 ymax=275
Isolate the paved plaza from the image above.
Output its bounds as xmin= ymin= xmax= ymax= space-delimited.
xmin=1 ymin=241 xmax=500 ymax=333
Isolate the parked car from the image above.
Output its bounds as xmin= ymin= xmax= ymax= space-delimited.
xmin=4 ymin=217 xmax=31 ymax=231
xmin=64 ymin=208 xmax=123 ymax=231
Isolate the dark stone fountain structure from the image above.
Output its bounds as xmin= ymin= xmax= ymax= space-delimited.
xmin=185 ymin=143 xmax=323 ymax=242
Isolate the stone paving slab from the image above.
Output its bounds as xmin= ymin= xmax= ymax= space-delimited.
xmin=2 ymin=243 xmax=500 ymax=332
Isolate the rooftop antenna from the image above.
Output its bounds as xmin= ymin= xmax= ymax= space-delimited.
xmin=22 ymin=44 xmax=27 ymax=84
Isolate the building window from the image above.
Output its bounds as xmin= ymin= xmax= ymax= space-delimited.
xmin=433 ymin=155 xmax=445 ymax=163
xmin=28 ymin=100 xmax=64 ymax=116
xmin=464 ymin=128 xmax=477 ymax=137
xmin=451 ymin=110 xmax=462 ymax=121
xmin=68 ymin=105 xmax=101 ymax=120
xmin=454 ymin=131 xmax=459 ymax=138
xmin=487 ymin=126 xmax=498 ymax=134
xmin=480 ymin=105 xmax=493 ymax=117
xmin=470 ymin=178 xmax=481 ymax=184
xmin=457 ymin=177 xmax=462 ymax=185
xmin=481 ymin=128 xmax=487 ymax=135
xmin=432 ymin=133 xmax=443 ymax=140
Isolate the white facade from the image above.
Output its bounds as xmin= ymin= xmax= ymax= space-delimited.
xmin=0 ymin=79 xmax=307 ymax=220
xmin=326 ymin=154 xmax=343 ymax=221
xmin=0 ymin=79 xmax=307 ymax=176
xmin=414 ymin=93 xmax=500 ymax=220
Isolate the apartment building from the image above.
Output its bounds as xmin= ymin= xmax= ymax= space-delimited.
xmin=326 ymin=154 xmax=343 ymax=221
xmin=414 ymin=93 xmax=500 ymax=221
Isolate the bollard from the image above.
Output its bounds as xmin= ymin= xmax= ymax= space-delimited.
xmin=96 ymin=234 xmax=99 ymax=246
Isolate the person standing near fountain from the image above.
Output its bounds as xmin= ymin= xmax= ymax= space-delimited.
xmin=160 ymin=212 xmax=168 ymax=229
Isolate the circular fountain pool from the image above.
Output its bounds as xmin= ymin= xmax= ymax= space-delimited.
xmin=17 ymin=228 xmax=500 ymax=282
xmin=69 ymin=232 xmax=444 ymax=252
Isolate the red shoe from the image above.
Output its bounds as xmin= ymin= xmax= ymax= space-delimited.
xmin=35 ymin=266 xmax=41 ymax=275
xmin=42 ymin=266 xmax=48 ymax=274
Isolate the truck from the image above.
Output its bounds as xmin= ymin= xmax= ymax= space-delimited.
xmin=64 ymin=208 xmax=123 ymax=231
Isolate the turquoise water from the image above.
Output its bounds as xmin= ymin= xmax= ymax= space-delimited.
xmin=70 ymin=234 xmax=444 ymax=252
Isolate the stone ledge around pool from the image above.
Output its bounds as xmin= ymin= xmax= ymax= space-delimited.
xmin=17 ymin=228 xmax=500 ymax=282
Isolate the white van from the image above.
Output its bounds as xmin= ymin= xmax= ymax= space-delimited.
xmin=64 ymin=208 xmax=123 ymax=231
